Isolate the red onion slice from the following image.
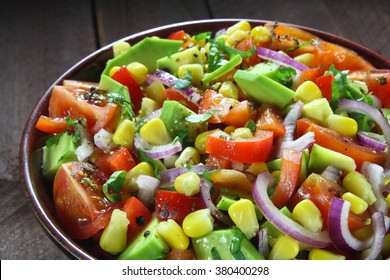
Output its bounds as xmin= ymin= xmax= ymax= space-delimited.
xmin=321 ymin=166 xmax=343 ymax=183
xmin=362 ymin=211 xmax=386 ymax=260
xmin=133 ymin=133 xmax=182 ymax=160
xmin=357 ymin=131 xmax=387 ymax=152
xmin=253 ymin=171 xmax=331 ymax=248
xmin=75 ymin=123 xmax=94 ymax=161
xmin=136 ymin=175 xmax=160 ymax=207
xmin=257 ymin=47 xmax=309 ymax=71
xmin=94 ymin=128 xmax=115 ymax=151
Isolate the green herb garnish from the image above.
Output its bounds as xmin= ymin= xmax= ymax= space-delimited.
xmin=102 ymin=170 xmax=126 ymax=203
xmin=107 ymin=92 xmax=135 ymax=119
xmin=185 ymin=110 xmax=216 ymax=123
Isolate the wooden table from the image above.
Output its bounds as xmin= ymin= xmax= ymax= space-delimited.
xmin=1 ymin=0 xmax=389 ymax=260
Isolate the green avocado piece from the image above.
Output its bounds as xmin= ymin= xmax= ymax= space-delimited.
xmin=157 ymin=46 xmax=204 ymax=74
xmin=103 ymin=37 xmax=183 ymax=75
xmin=233 ymin=69 xmax=295 ymax=109
xmin=42 ymin=132 xmax=77 ymax=181
xmin=202 ymin=54 xmax=242 ymax=83
xmin=248 ymin=61 xmax=280 ymax=80
xmin=192 ymin=228 xmax=264 ymax=260
xmin=98 ymin=74 xmax=130 ymax=102
xmin=118 ymin=215 xmax=169 ymax=260
xmin=308 ymin=144 xmax=357 ymax=174
xmin=159 ymin=100 xmax=207 ymax=142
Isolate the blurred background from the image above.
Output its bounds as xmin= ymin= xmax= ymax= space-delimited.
xmin=1 ymin=0 xmax=389 ymax=259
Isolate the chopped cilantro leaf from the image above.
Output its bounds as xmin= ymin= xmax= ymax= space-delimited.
xmin=107 ymin=92 xmax=135 ymax=120
xmin=185 ymin=110 xmax=216 ymax=123
xmin=173 ymin=70 xmax=192 ymax=90
xmin=275 ymin=66 xmax=296 ymax=88
xmin=102 ymin=170 xmax=126 ymax=203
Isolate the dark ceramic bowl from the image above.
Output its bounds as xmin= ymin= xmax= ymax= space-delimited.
xmin=19 ymin=19 xmax=390 ymax=260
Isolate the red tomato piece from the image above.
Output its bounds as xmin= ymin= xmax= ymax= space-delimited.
xmin=121 ymin=196 xmax=152 ymax=240
xmin=167 ymin=30 xmax=191 ymax=48
xmin=205 ymin=129 xmax=274 ymax=163
xmin=235 ymin=37 xmax=263 ymax=66
xmin=271 ymin=149 xmax=302 ymax=208
xmin=35 ymin=115 xmax=69 ymax=134
xmin=94 ymin=146 xmax=136 ymax=176
xmin=314 ymin=74 xmax=334 ymax=102
xmin=53 ymin=162 xmax=117 ymax=240
xmin=155 ymin=190 xmax=204 ymax=224
xmin=206 ymin=154 xmax=232 ymax=170
xmin=256 ymin=103 xmax=286 ymax=137
xmin=165 ymin=87 xmax=198 ymax=113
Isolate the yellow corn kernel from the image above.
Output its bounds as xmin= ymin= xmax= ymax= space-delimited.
xmin=342 ymin=192 xmax=369 ymax=214
xmin=231 ymin=127 xmax=253 ymax=139
xmin=174 ymin=147 xmax=200 ymax=168
xmin=342 ymin=171 xmax=377 ymax=205
xmin=294 ymin=80 xmax=322 ymax=103
xmin=226 ymin=30 xmax=249 ymax=47
xmin=112 ymin=119 xmax=136 ymax=150
xmin=292 ymin=199 xmax=323 ymax=233
xmin=138 ymin=97 xmax=160 ymax=117
xmin=145 ymin=80 xmax=167 ymax=105
xmin=226 ymin=20 xmax=251 ymax=36
xmin=326 ymin=114 xmax=358 ymax=137
xmin=268 ymin=235 xmax=299 ymax=260
xmin=195 ymin=129 xmax=217 ymax=155
xmin=223 ymin=125 xmax=236 ymax=134
xmin=353 ymin=224 xmax=373 ymax=241
xmin=174 ymin=171 xmax=201 ymax=196
xmin=250 ymin=26 xmax=271 ymax=44
xmin=109 ymin=66 xmax=121 ymax=77
xmin=219 ymin=81 xmax=239 ymax=100
xmin=182 ymin=209 xmax=214 ymax=238
xmin=123 ymin=162 xmax=154 ymax=192
xmin=294 ymin=53 xmax=314 ymax=68
xmin=178 ymin=64 xmax=204 ymax=85
xmin=157 ymin=219 xmax=190 ymax=250
xmin=245 ymin=162 xmax=268 ymax=176
xmin=302 ymin=98 xmax=333 ymax=125
xmin=140 ymin=118 xmax=171 ymax=145
xmin=228 ymin=199 xmax=259 ymax=239
xmin=126 ymin=62 xmax=148 ymax=85
xmin=382 ymin=233 xmax=390 ymax=259
xmin=387 ymin=193 xmax=390 ymax=208
xmin=113 ymin=41 xmax=131 ymax=57
xmin=99 ymin=209 xmax=129 ymax=254
xmin=308 ymin=248 xmax=346 ymax=260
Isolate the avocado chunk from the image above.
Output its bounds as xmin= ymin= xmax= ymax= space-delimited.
xmin=42 ymin=132 xmax=77 ymax=181
xmin=192 ymin=228 xmax=264 ymax=260
xmin=159 ymin=100 xmax=207 ymax=142
xmin=157 ymin=46 xmax=204 ymax=74
xmin=248 ymin=61 xmax=280 ymax=79
xmin=98 ymin=74 xmax=130 ymax=102
xmin=118 ymin=214 xmax=169 ymax=260
xmin=233 ymin=69 xmax=295 ymax=109
xmin=103 ymin=37 xmax=183 ymax=75
xmin=308 ymin=144 xmax=357 ymax=174
xmin=202 ymin=54 xmax=242 ymax=83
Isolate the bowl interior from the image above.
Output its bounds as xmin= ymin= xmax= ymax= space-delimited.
xmin=19 ymin=19 xmax=390 ymax=259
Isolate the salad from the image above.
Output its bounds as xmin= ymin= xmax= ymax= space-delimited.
xmin=35 ymin=20 xmax=390 ymax=260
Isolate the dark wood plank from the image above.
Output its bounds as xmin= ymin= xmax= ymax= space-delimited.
xmin=94 ymin=0 xmax=211 ymax=46
xmin=0 ymin=0 xmax=96 ymax=259
xmin=207 ymin=0 xmax=389 ymax=58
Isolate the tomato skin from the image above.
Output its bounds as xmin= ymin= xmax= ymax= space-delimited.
xmin=235 ymin=37 xmax=263 ymax=66
xmin=53 ymin=162 xmax=117 ymax=240
xmin=167 ymin=30 xmax=191 ymax=48
xmin=94 ymin=146 xmax=136 ymax=176
xmin=205 ymin=129 xmax=274 ymax=163
xmin=35 ymin=115 xmax=68 ymax=134
xmin=206 ymin=154 xmax=232 ymax=170
xmin=256 ymin=103 xmax=286 ymax=137
xmin=121 ymin=196 xmax=152 ymax=240
xmin=165 ymin=248 xmax=196 ymax=260
xmin=314 ymin=74 xmax=334 ymax=102
xmin=165 ymin=88 xmax=198 ymax=113
xmin=155 ymin=190 xmax=204 ymax=224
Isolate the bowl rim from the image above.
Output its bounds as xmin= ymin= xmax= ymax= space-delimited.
xmin=19 ymin=18 xmax=390 ymax=260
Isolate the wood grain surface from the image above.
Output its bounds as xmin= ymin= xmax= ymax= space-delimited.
xmin=1 ymin=0 xmax=389 ymax=259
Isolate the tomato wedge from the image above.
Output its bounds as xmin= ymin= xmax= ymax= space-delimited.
xmin=165 ymin=87 xmax=198 ymax=113
xmin=36 ymin=115 xmax=69 ymax=134
xmin=121 ymin=196 xmax=152 ymax=240
xmin=205 ymin=129 xmax=274 ymax=163
xmin=271 ymin=149 xmax=302 ymax=208
xmin=256 ymin=103 xmax=286 ymax=137
xmin=53 ymin=162 xmax=117 ymax=240
xmin=314 ymin=74 xmax=334 ymax=102
xmin=94 ymin=146 xmax=136 ymax=176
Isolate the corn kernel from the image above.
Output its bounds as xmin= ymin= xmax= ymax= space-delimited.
xmin=302 ymin=98 xmax=333 ymax=125
xmin=138 ymin=97 xmax=160 ymax=117
xmin=294 ymin=80 xmax=322 ymax=103
xmin=326 ymin=114 xmax=358 ymax=137
xmin=219 ymin=81 xmax=239 ymax=100
xmin=231 ymin=127 xmax=253 ymax=139
xmin=109 ymin=66 xmax=121 ymax=77
xmin=226 ymin=30 xmax=249 ymax=47
xmin=145 ymin=81 xmax=167 ymax=105
xmin=123 ymin=162 xmax=154 ymax=192
xmin=308 ymin=248 xmax=346 ymax=260
xmin=140 ymin=118 xmax=171 ymax=145
xmin=112 ymin=119 xmax=136 ymax=150
xmin=182 ymin=209 xmax=214 ymax=238
xmin=387 ymin=193 xmax=390 ymax=208
xmin=163 ymin=154 xmax=179 ymax=169
xmin=342 ymin=192 xmax=369 ymax=214
xmin=343 ymin=171 xmax=377 ymax=205
xmin=226 ymin=20 xmax=251 ymax=36
xmin=157 ymin=219 xmax=190 ymax=250
xmin=174 ymin=147 xmax=200 ymax=168
xmin=228 ymin=199 xmax=259 ymax=239
xmin=174 ymin=171 xmax=201 ymax=196
xmin=112 ymin=41 xmax=131 ymax=57
xmin=268 ymin=235 xmax=299 ymax=260
xmin=195 ymin=129 xmax=217 ymax=155
xmin=382 ymin=233 xmax=390 ymax=259
xmin=294 ymin=53 xmax=314 ymax=68
xmin=245 ymin=162 xmax=268 ymax=176
xmin=178 ymin=64 xmax=204 ymax=85
xmin=292 ymin=199 xmax=323 ymax=233
xmin=223 ymin=125 xmax=236 ymax=134
xmin=353 ymin=225 xmax=373 ymax=241
xmin=99 ymin=209 xmax=129 ymax=254
xmin=126 ymin=62 xmax=148 ymax=85
xmin=250 ymin=26 xmax=271 ymax=44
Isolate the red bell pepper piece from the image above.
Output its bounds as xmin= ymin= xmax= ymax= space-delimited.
xmin=94 ymin=146 xmax=136 ymax=176
xmin=121 ymin=196 xmax=152 ymax=239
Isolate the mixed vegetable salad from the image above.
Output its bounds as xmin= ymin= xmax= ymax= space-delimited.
xmin=35 ymin=20 xmax=390 ymax=260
